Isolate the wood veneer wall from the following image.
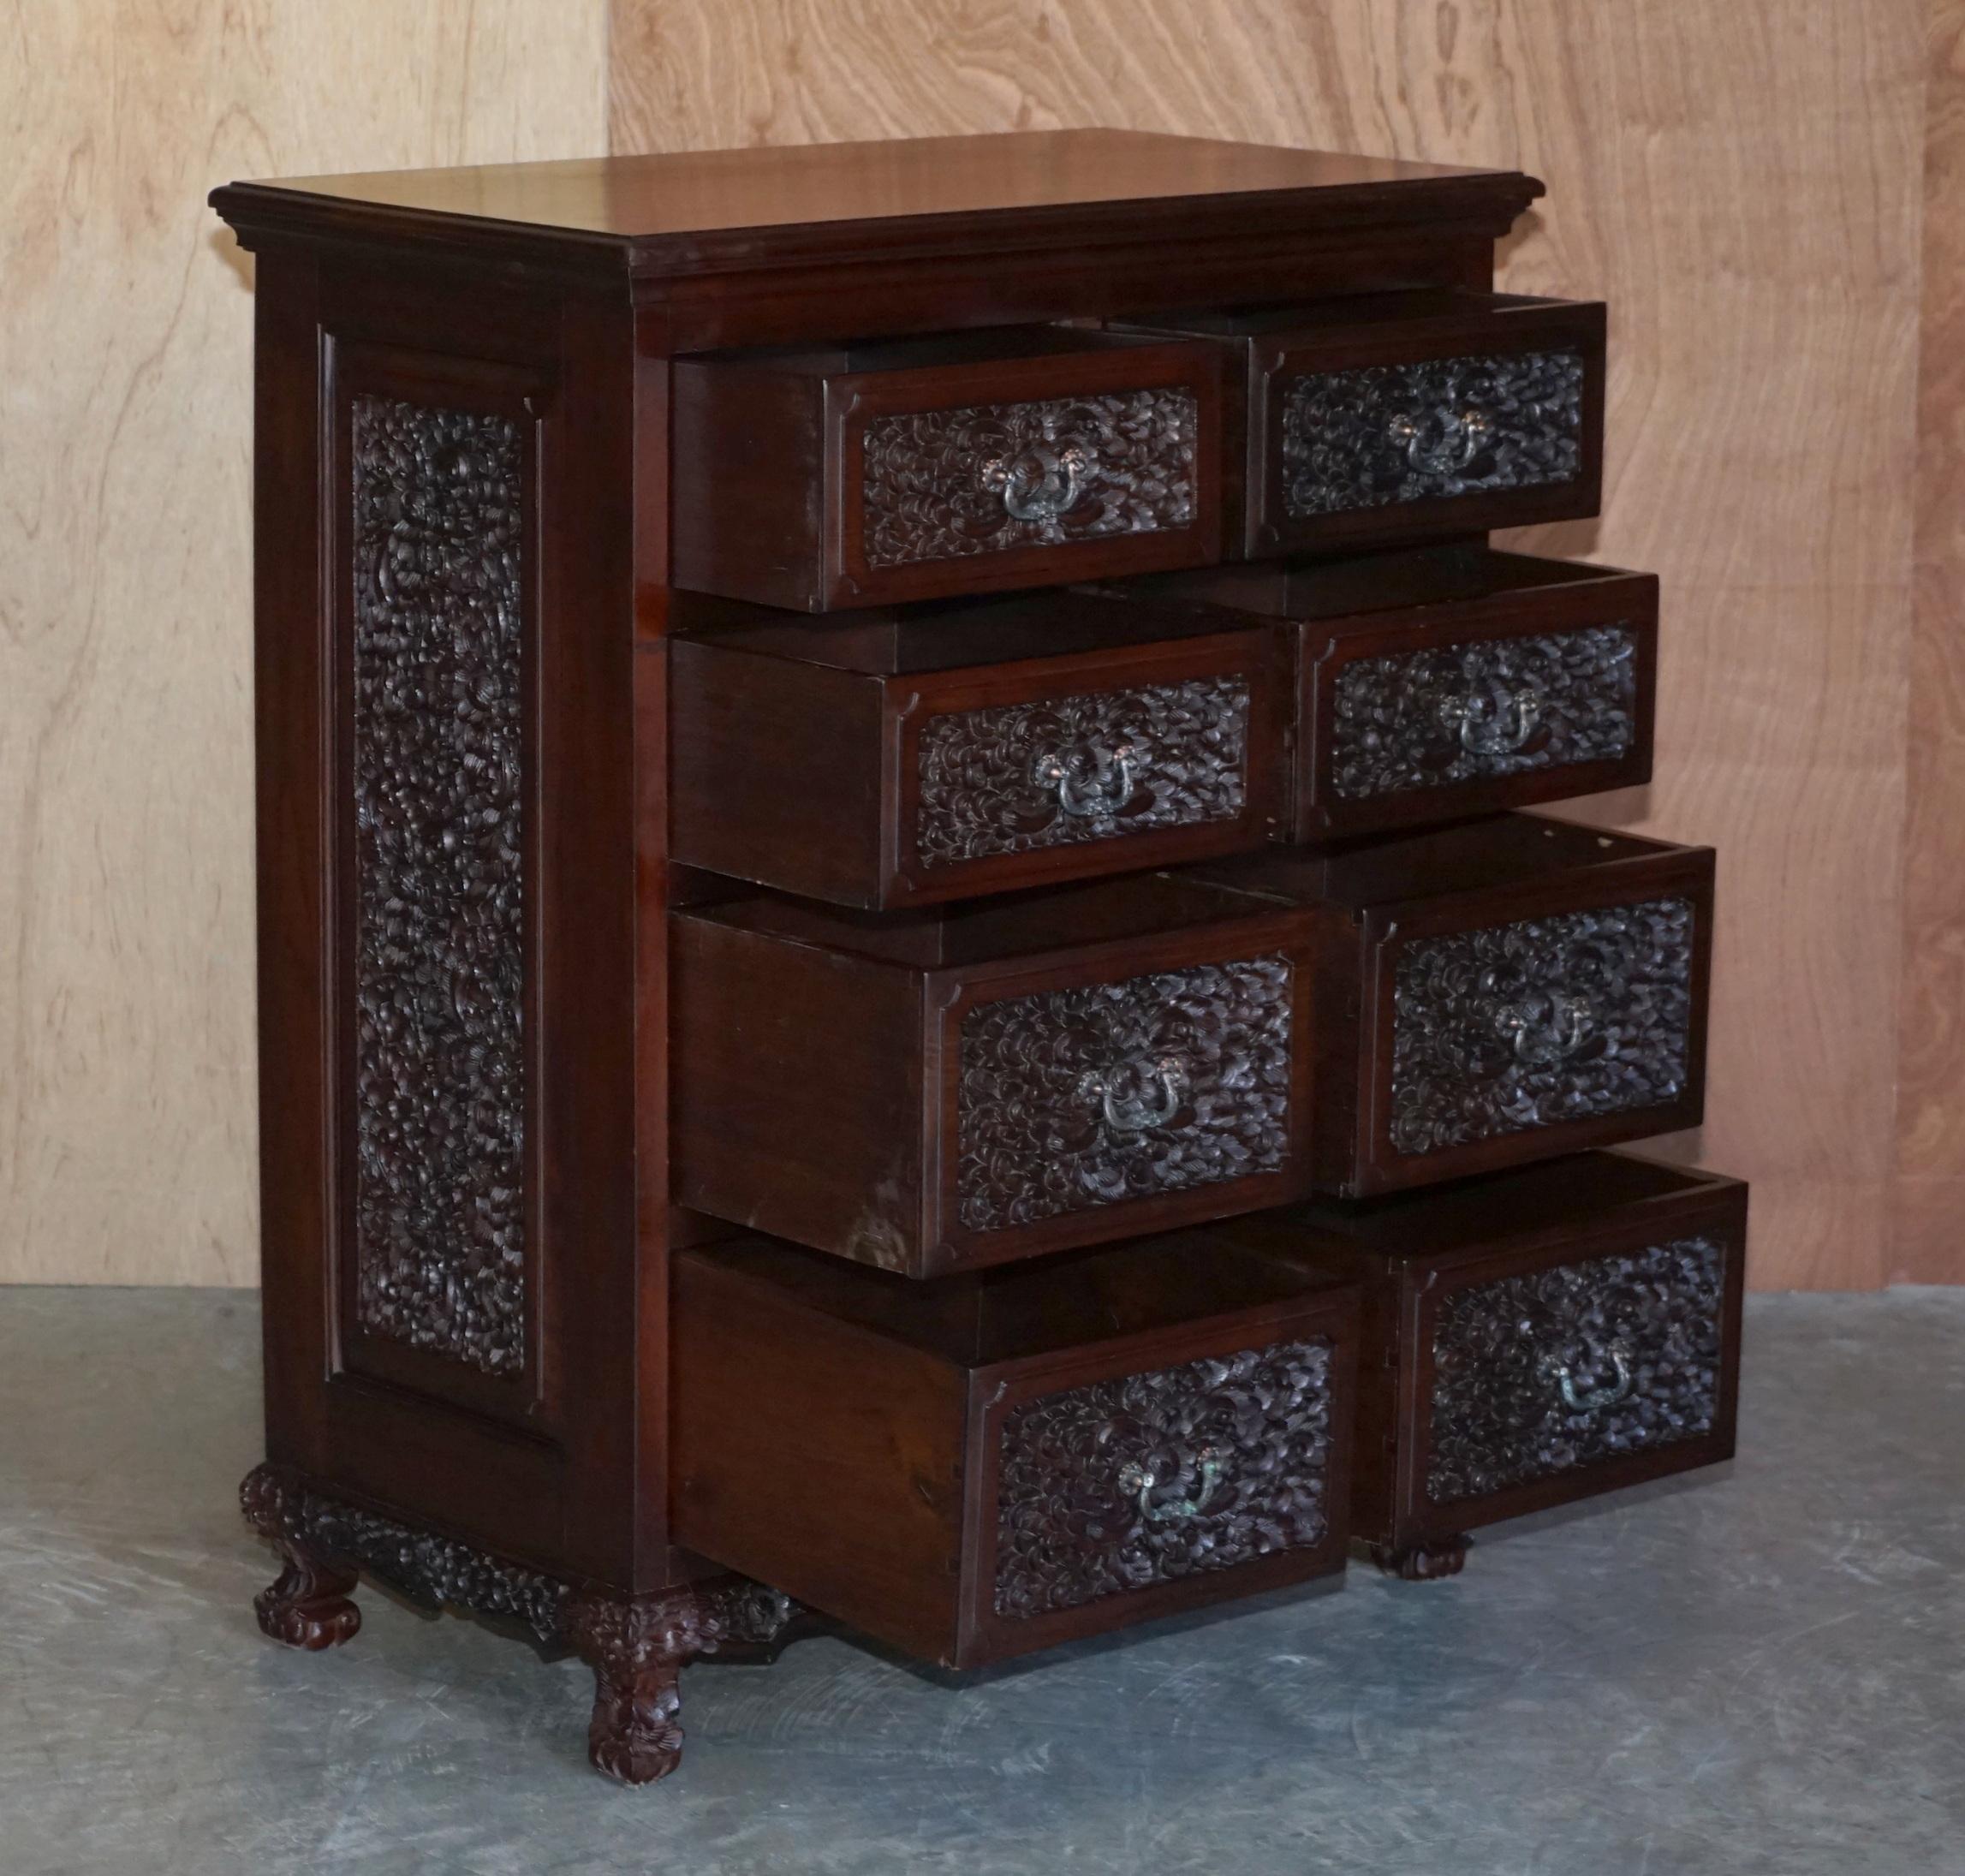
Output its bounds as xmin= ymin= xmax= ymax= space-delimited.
xmin=608 ymin=0 xmax=1935 ymax=1293
xmin=0 ymin=3 xmax=606 ymax=1284
xmin=0 ymin=1 xmax=1950 ymax=1290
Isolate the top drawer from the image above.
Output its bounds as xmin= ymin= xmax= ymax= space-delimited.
xmin=1126 ymin=291 xmax=1604 ymax=557
xmin=672 ymin=326 xmax=1225 ymax=611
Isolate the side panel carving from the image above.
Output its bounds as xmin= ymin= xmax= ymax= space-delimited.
xmin=1281 ymin=350 xmax=1584 ymax=519
xmin=915 ymin=676 xmax=1249 ymax=868
xmin=956 ymin=955 xmax=1294 ymax=1234
xmin=1330 ymin=625 xmax=1637 ymax=801
xmin=1426 ymin=1236 xmax=1729 ymax=1504
xmin=349 ymin=395 xmax=528 ymax=1375
xmin=1387 ymin=897 xmax=1695 ymax=1158
xmin=994 ymin=1337 xmax=1336 ymax=1619
xmin=861 ymin=388 xmax=1198 ymax=568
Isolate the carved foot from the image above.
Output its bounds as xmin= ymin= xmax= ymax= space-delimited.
xmin=240 ymin=1464 xmax=361 ymax=1647
xmin=563 ymin=1589 xmax=702 ymax=1784
xmin=1370 ymin=1533 xmax=1472 ymax=1581
xmin=254 ymin=1547 xmax=362 ymax=1648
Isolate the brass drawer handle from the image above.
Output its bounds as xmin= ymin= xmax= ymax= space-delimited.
xmin=1033 ymin=740 xmax=1136 ymax=819
xmin=1552 ymin=1341 xmax=1634 ymax=1414
xmin=1119 ymin=1445 xmax=1223 ymax=1522
xmin=988 ymin=441 xmax=1091 ymax=522
xmin=1388 ymin=404 xmax=1492 ymax=474
xmin=1081 ymin=1052 xmax=1188 ymax=1132
xmin=1443 ymin=682 xmax=1544 ymax=756
xmin=1494 ymin=992 xmax=1593 ymax=1066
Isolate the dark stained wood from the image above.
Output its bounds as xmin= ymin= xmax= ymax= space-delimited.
xmin=213 ymin=130 xmax=1738 ymax=1788
xmin=671 ymin=1227 xmax=1359 ymax=1667
xmin=1194 ymin=815 xmax=1715 ymax=1195
xmin=211 ymin=130 xmax=1541 ymax=278
xmin=669 ymin=590 xmax=1287 ymax=907
xmin=672 ymin=874 xmax=1318 ymax=1275
xmin=1124 ymin=545 xmax=1658 ymax=838
xmin=672 ymin=329 xmax=1224 ymax=610
xmin=1224 ymin=1154 xmax=1748 ymax=1564
xmin=1121 ymin=290 xmax=1605 ymax=557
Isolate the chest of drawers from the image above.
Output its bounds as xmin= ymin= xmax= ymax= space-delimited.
xmin=212 ymin=129 xmax=1745 ymax=1789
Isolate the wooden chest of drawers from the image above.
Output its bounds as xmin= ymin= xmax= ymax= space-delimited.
xmin=212 ymin=129 xmax=1745 ymax=1790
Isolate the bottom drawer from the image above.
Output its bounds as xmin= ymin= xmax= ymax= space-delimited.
xmin=1230 ymin=1152 xmax=1746 ymax=1577
xmin=673 ymin=1229 xmax=1359 ymax=1667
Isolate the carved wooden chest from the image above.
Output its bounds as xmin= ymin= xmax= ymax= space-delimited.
xmin=211 ymin=129 xmax=1744 ymax=1786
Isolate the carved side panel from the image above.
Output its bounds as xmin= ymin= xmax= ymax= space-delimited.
xmin=1330 ymin=625 xmax=1637 ymax=801
xmin=994 ymin=1337 xmax=1335 ymax=1620
xmin=956 ymin=956 xmax=1294 ymax=1235
xmin=1387 ymin=897 xmax=1695 ymax=1158
xmin=349 ymin=395 xmax=527 ymax=1376
xmin=914 ymin=676 xmax=1249 ymax=868
xmin=861 ymin=388 xmax=1198 ymax=568
xmin=1426 ymin=1236 xmax=1730 ymax=1504
xmin=1281 ymin=350 xmax=1584 ymax=519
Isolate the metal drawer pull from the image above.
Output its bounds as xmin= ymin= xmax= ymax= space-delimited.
xmin=1553 ymin=1341 xmax=1634 ymax=1413
xmin=1118 ymin=1446 xmax=1223 ymax=1522
xmin=1081 ymin=1052 xmax=1188 ymax=1132
xmin=1388 ymin=404 xmax=1492 ymax=474
xmin=989 ymin=441 xmax=1092 ymax=522
xmin=1494 ymin=992 xmax=1593 ymax=1066
xmin=1444 ymin=682 xmax=1545 ymax=756
xmin=1033 ymin=740 xmax=1136 ymax=819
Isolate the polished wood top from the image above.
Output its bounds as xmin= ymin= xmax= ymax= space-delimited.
xmin=211 ymin=129 xmax=1540 ymax=281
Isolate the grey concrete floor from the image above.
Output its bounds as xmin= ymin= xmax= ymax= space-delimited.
xmin=1 ymin=1288 xmax=1960 ymax=1876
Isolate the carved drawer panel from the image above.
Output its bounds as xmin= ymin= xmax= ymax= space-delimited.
xmin=1120 ymin=291 xmax=1603 ymax=557
xmin=1125 ymin=545 xmax=1658 ymax=838
xmin=1425 ymin=1233 xmax=1728 ymax=1506
xmin=674 ymin=1226 xmax=1358 ymax=1667
xmin=672 ymin=872 xmax=1317 ymax=1277
xmin=955 ymin=953 xmax=1294 ymax=1235
xmin=994 ymin=1333 xmax=1338 ymax=1621
xmin=1235 ymin=1153 xmax=1746 ymax=1563
xmin=670 ymin=592 xmax=1287 ymax=908
xmin=672 ymin=326 xmax=1224 ymax=610
xmin=1388 ymin=895 xmax=1696 ymax=1162
xmin=1189 ymin=813 xmax=1713 ymax=1196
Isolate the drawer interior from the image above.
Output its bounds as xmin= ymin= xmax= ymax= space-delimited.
xmin=670 ymin=587 xmax=1258 ymax=676
xmin=690 ymin=868 xmax=1277 ymax=970
xmin=675 ymin=321 xmax=1183 ymax=375
xmin=684 ymin=1225 xmax=1339 ymax=1369
xmin=1122 ymin=287 xmax=1579 ymax=341
xmin=1146 ymin=543 xmax=1636 ymax=622
xmin=1205 ymin=812 xmax=1689 ymax=910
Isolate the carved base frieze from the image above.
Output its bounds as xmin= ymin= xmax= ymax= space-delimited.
xmin=1367 ymin=1534 xmax=1472 ymax=1582
xmin=238 ymin=1464 xmax=812 ymax=1784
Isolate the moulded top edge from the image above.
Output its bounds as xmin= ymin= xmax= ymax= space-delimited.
xmin=209 ymin=130 xmax=1544 ymax=279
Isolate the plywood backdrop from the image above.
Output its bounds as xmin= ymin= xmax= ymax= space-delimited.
xmin=1896 ymin=0 xmax=1965 ymax=1280
xmin=0 ymin=3 xmax=605 ymax=1284
xmin=2 ymin=0 xmax=1950 ymax=1289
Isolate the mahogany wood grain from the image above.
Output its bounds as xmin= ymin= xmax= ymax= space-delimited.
xmin=672 ymin=1227 xmax=1359 ymax=1667
xmin=1124 ymin=545 xmax=1658 ymax=839
xmin=669 ymin=590 xmax=1287 ymax=907
xmin=1229 ymin=1153 xmax=1747 ymax=1558
xmin=671 ymin=875 xmax=1319 ymax=1275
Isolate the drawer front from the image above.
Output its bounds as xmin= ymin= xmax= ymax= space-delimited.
xmin=862 ymin=388 xmax=1200 ymax=572
xmin=994 ymin=1334 xmax=1339 ymax=1621
xmin=1327 ymin=622 xmax=1639 ymax=808
xmin=914 ymin=675 xmax=1252 ymax=872
xmin=1385 ymin=895 xmax=1699 ymax=1163
xmin=1426 ymin=1234 xmax=1730 ymax=1507
xmin=1279 ymin=348 xmax=1586 ymax=524
xmin=956 ymin=954 xmax=1295 ymax=1236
